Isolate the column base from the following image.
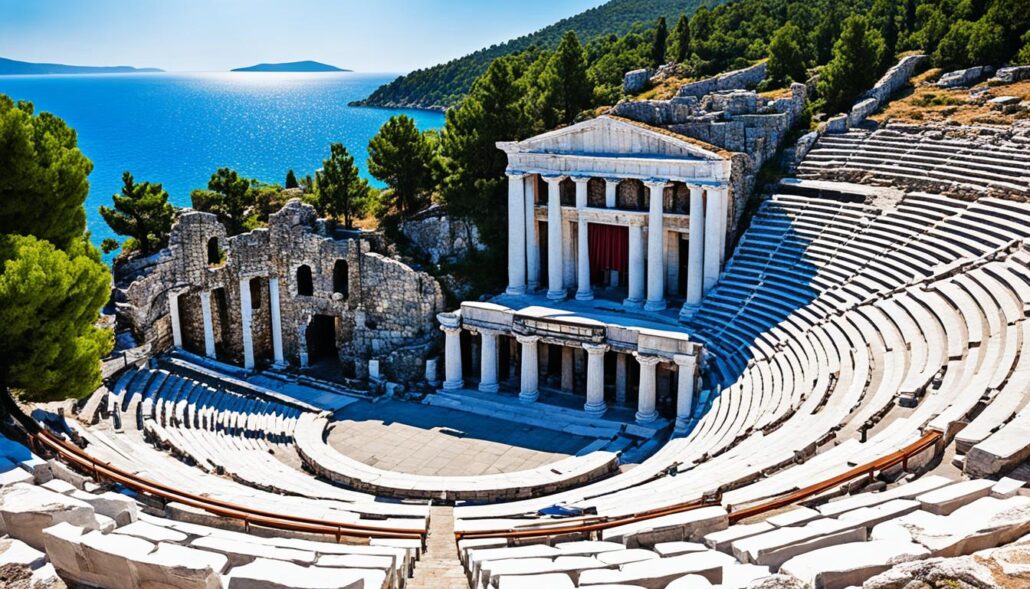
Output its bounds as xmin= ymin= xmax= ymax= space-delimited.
xmin=644 ymin=299 xmax=667 ymax=311
xmin=584 ymin=401 xmax=607 ymax=416
xmin=478 ymin=382 xmax=499 ymax=393
xmin=528 ymin=281 xmax=540 ymax=292
xmin=271 ymin=361 xmax=288 ymax=370
xmin=519 ymin=390 xmax=539 ymax=403
xmin=678 ymin=303 xmax=701 ymax=322
xmin=575 ymin=289 xmax=594 ymax=301
xmin=442 ymin=379 xmax=464 ymax=391
xmin=299 ymin=352 xmax=309 ymax=368
xmin=546 ymin=289 xmax=567 ymax=301
xmin=674 ymin=416 xmax=693 ymax=434
xmin=635 ymin=410 xmax=659 ymax=424
xmin=623 ymin=297 xmax=644 ymax=309
xmin=505 ymin=285 xmax=527 ymax=296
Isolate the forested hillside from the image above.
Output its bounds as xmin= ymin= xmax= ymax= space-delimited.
xmin=352 ymin=0 xmax=714 ymax=110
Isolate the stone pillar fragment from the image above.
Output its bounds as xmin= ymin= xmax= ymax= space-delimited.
xmin=439 ymin=314 xmax=463 ymax=390
xmin=516 ymin=334 xmax=541 ymax=402
xmin=239 ymin=279 xmax=255 ymax=370
xmin=478 ymin=330 xmax=500 ymax=393
xmin=604 ymin=177 xmax=619 ymax=208
xmin=625 ymin=223 xmax=645 ymax=307
xmin=583 ymin=344 xmax=609 ymax=416
xmin=573 ymin=176 xmax=593 ymax=301
xmin=644 ymin=180 xmax=668 ymax=311
xmin=525 ymin=175 xmax=541 ymax=290
xmin=168 ymin=291 xmax=182 ymax=349
xmin=561 ymin=346 xmax=574 ymax=393
xmin=703 ymin=188 xmax=721 ymax=293
xmin=268 ymin=277 xmax=285 ymax=367
xmin=673 ymin=353 xmax=698 ymax=433
xmin=615 ymin=353 xmax=627 ymax=405
xmin=506 ymin=173 xmax=527 ymax=295
xmin=682 ymin=185 xmax=706 ymax=317
xmin=199 ymin=291 xmax=215 ymax=359
xmin=544 ymin=176 xmax=567 ymax=300
xmin=635 ymin=354 xmax=661 ymax=423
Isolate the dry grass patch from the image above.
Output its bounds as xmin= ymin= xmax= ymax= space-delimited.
xmin=870 ymin=79 xmax=1030 ymax=126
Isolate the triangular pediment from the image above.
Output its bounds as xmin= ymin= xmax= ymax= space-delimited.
xmin=500 ymin=116 xmax=725 ymax=161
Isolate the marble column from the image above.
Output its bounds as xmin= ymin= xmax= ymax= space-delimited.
xmin=573 ymin=176 xmax=593 ymax=301
xmin=644 ymin=180 xmax=668 ymax=311
xmin=516 ymin=334 xmax=541 ymax=402
xmin=673 ymin=353 xmax=698 ymax=433
xmin=666 ymin=231 xmax=680 ymax=297
xmin=583 ymin=344 xmax=609 ymax=416
xmin=703 ymin=188 xmax=721 ymax=293
xmin=506 ymin=172 xmax=527 ymax=295
xmin=718 ymin=186 xmax=729 ymax=266
xmin=478 ymin=330 xmax=500 ymax=393
xmin=439 ymin=315 xmax=463 ymax=390
xmin=561 ymin=346 xmax=574 ymax=393
xmin=624 ymin=223 xmax=645 ymax=307
xmin=615 ymin=353 xmax=627 ymax=405
xmin=525 ymin=175 xmax=541 ymax=290
xmin=685 ymin=185 xmax=706 ymax=309
xmin=544 ymin=176 xmax=567 ymax=300
xmin=199 ymin=290 xmax=216 ymax=359
xmin=635 ymin=354 xmax=661 ymax=423
xmin=604 ymin=177 xmax=619 ymax=208
xmin=269 ymin=277 xmax=285 ymax=366
xmin=239 ymin=279 xmax=255 ymax=370
xmin=168 ymin=291 xmax=182 ymax=348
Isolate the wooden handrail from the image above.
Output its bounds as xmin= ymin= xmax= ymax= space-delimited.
xmin=456 ymin=430 xmax=942 ymax=541
xmin=31 ymin=429 xmax=427 ymax=541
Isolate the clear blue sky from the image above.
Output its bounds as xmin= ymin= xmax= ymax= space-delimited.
xmin=0 ymin=0 xmax=604 ymax=73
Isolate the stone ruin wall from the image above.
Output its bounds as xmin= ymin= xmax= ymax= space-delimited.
xmin=398 ymin=204 xmax=485 ymax=265
xmin=118 ymin=199 xmax=445 ymax=383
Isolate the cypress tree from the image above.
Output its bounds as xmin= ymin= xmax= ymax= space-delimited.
xmin=367 ymin=115 xmax=436 ymax=218
xmin=315 ymin=143 xmax=370 ymax=228
xmin=672 ymin=14 xmax=692 ymax=63
xmin=285 ymin=169 xmax=299 ymax=189
xmin=190 ymin=168 xmax=252 ymax=236
xmin=652 ymin=16 xmax=669 ymax=66
xmin=539 ymin=31 xmax=593 ymax=128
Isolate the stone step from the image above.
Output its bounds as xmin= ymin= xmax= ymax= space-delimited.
xmin=408 ymin=505 xmax=468 ymax=589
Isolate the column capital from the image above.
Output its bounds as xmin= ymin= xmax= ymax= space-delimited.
xmin=476 ymin=328 xmax=504 ymax=337
xmin=506 ymin=170 xmax=529 ymax=180
xmin=643 ymin=178 xmax=670 ymax=189
xmin=437 ymin=311 xmax=462 ymax=332
xmin=515 ymin=333 xmax=541 ymax=345
xmin=673 ymin=353 xmax=698 ymax=368
xmin=603 ymin=176 xmax=622 ymax=184
xmin=570 ymin=175 xmax=592 ymax=184
xmin=541 ymin=174 xmax=568 ymax=185
xmin=199 ymin=290 xmax=211 ymax=301
xmin=687 ymin=184 xmax=706 ymax=194
xmin=633 ymin=353 xmax=663 ymax=366
xmin=583 ymin=343 xmax=610 ymax=355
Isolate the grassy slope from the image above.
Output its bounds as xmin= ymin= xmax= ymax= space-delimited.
xmin=354 ymin=0 xmax=713 ymax=110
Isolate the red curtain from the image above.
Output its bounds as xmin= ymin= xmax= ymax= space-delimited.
xmin=588 ymin=224 xmax=628 ymax=283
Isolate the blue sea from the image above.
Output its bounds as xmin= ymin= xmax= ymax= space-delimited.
xmin=0 ymin=72 xmax=444 ymax=259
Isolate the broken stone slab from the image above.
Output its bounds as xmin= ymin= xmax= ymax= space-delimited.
xmin=610 ymin=100 xmax=697 ymax=126
xmin=663 ymin=574 xmax=714 ymax=588
xmin=732 ymin=518 xmax=868 ymax=568
xmin=595 ymin=548 xmax=659 ymax=566
xmin=937 ymin=66 xmax=988 ymax=88
xmin=113 ymin=520 xmax=190 ymax=544
xmin=766 ymin=507 xmax=821 ymax=528
xmin=95 ymin=513 xmax=117 ymax=533
xmin=316 ymin=554 xmax=396 ymax=589
xmin=77 ymin=529 xmax=155 ymax=589
xmin=835 ymin=499 xmax=922 ymax=530
xmin=69 ymin=490 xmax=138 ymax=526
xmin=39 ymin=479 xmax=76 ymax=495
xmin=862 ymin=554 xmax=997 ymax=589
xmin=468 ymin=544 xmax=560 ymax=583
xmin=190 ymin=535 xmax=317 ymax=567
xmin=916 ymin=478 xmax=994 ymax=515
xmin=623 ymin=69 xmax=652 ymax=94
xmin=0 ymin=537 xmax=46 ymax=570
xmin=0 ymin=483 xmax=99 ymax=550
xmin=653 ymin=541 xmax=708 ymax=557
xmin=704 ymin=521 xmax=775 ymax=552
xmin=459 ymin=538 xmax=508 ymax=564
xmin=577 ymin=550 xmax=733 ymax=587
xmin=135 ymin=542 xmax=228 ymax=589
xmin=779 ymin=540 xmax=929 ymax=589
xmin=0 ymin=437 xmax=50 ymax=483
xmin=497 ymin=573 xmax=575 ymax=589
xmin=224 ymin=558 xmax=382 ymax=589
xmin=483 ymin=556 xmax=606 ymax=588
xmin=722 ymin=563 xmax=772 ymax=587
xmin=991 ymin=477 xmax=1025 ymax=499
xmin=30 ymin=562 xmax=65 ymax=589
xmin=993 ymin=65 xmax=1030 ymax=84
xmin=0 ymin=459 xmax=34 ymax=491
xmin=600 ymin=506 xmax=728 ymax=547
xmin=816 ymin=475 xmax=953 ymax=517
xmin=875 ymin=495 xmax=1030 ymax=558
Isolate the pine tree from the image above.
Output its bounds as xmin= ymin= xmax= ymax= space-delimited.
xmin=818 ymin=15 xmax=886 ymax=114
xmin=0 ymin=96 xmax=112 ymax=402
xmin=314 ymin=143 xmax=370 ymax=228
xmin=99 ymin=172 xmax=176 ymax=255
xmin=652 ymin=16 xmax=669 ymax=66
xmin=367 ymin=115 xmax=436 ymax=219
xmin=870 ymin=0 xmax=900 ymax=64
xmin=190 ymin=168 xmax=252 ymax=235
xmin=0 ymin=96 xmax=91 ymax=251
xmin=538 ymin=31 xmax=593 ymax=128
xmin=285 ymin=169 xmax=299 ymax=189
xmin=767 ymin=22 xmax=809 ymax=85
xmin=671 ymin=14 xmax=692 ymax=63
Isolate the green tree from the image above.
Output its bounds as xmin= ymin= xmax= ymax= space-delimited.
xmin=99 ymin=172 xmax=176 ymax=256
xmin=190 ymin=168 xmax=252 ymax=235
xmin=767 ymin=22 xmax=810 ymax=85
xmin=967 ymin=19 xmax=1006 ymax=65
xmin=0 ymin=235 xmax=112 ymax=401
xmin=0 ymin=96 xmax=113 ymax=403
xmin=538 ymin=31 xmax=594 ymax=128
xmin=439 ymin=55 xmax=532 ymax=251
xmin=367 ymin=115 xmax=436 ymax=218
xmin=0 ymin=96 xmax=91 ymax=251
xmin=870 ymin=0 xmax=900 ymax=62
xmin=314 ymin=143 xmax=370 ymax=228
xmin=285 ymin=169 xmax=299 ymax=189
xmin=818 ymin=15 xmax=887 ymax=113
xmin=812 ymin=3 xmax=846 ymax=64
xmin=671 ymin=14 xmax=692 ymax=63
xmin=1015 ymin=30 xmax=1030 ymax=64
xmin=652 ymin=16 xmax=669 ymax=66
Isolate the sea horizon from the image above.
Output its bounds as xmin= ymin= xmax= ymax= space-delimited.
xmin=0 ymin=71 xmax=444 ymax=261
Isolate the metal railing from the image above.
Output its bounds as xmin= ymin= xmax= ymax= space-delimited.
xmin=455 ymin=430 xmax=942 ymax=541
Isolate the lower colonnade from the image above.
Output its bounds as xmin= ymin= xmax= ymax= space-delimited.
xmin=438 ymin=303 xmax=703 ymax=430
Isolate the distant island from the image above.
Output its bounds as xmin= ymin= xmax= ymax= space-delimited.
xmin=0 ymin=56 xmax=163 ymax=75
xmin=231 ymin=60 xmax=349 ymax=73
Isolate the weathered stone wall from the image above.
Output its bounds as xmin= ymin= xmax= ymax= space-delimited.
xmin=673 ymin=62 xmax=767 ymax=100
xmin=398 ymin=205 xmax=485 ymax=265
xmin=848 ymin=54 xmax=928 ymax=126
xmin=118 ymin=200 xmax=445 ymax=383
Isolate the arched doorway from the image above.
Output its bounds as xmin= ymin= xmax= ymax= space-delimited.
xmin=305 ymin=315 xmax=338 ymax=363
